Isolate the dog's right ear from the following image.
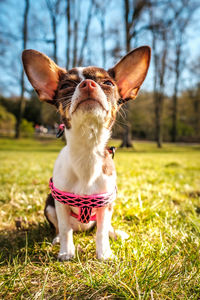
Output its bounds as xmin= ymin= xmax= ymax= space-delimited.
xmin=22 ymin=49 xmax=66 ymax=102
xmin=108 ymin=46 xmax=151 ymax=103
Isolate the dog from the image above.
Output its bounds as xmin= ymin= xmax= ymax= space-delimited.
xmin=22 ymin=46 xmax=151 ymax=260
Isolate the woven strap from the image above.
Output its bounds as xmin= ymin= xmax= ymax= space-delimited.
xmin=49 ymin=178 xmax=116 ymax=224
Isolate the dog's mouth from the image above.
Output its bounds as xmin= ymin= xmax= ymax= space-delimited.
xmin=72 ymin=97 xmax=107 ymax=113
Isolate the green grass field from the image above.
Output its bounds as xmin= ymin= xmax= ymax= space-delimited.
xmin=0 ymin=138 xmax=200 ymax=299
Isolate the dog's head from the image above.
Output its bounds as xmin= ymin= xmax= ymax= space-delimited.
xmin=22 ymin=47 xmax=150 ymax=130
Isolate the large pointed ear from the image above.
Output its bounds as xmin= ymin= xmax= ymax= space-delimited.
xmin=22 ymin=49 xmax=66 ymax=101
xmin=108 ymin=46 xmax=151 ymax=102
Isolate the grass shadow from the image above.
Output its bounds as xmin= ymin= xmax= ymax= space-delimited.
xmin=0 ymin=222 xmax=54 ymax=265
xmin=0 ymin=221 xmax=97 ymax=266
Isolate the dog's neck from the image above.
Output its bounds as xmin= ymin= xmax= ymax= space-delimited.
xmin=66 ymin=112 xmax=110 ymax=149
xmin=65 ymin=112 xmax=111 ymax=185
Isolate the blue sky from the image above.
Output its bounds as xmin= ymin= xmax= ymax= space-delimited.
xmin=0 ymin=0 xmax=200 ymax=97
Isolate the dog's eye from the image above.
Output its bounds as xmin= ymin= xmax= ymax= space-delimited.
xmin=103 ymin=80 xmax=114 ymax=86
xmin=60 ymin=81 xmax=76 ymax=90
xmin=61 ymin=83 xmax=69 ymax=89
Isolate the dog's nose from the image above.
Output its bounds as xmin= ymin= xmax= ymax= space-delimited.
xmin=79 ymin=79 xmax=97 ymax=91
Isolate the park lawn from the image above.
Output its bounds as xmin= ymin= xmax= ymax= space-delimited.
xmin=0 ymin=138 xmax=200 ymax=299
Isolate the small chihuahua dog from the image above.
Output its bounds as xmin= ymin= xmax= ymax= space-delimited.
xmin=22 ymin=46 xmax=150 ymax=260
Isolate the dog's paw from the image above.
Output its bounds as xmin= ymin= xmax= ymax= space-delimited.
xmin=115 ymin=229 xmax=129 ymax=241
xmin=52 ymin=236 xmax=60 ymax=245
xmin=58 ymin=251 xmax=75 ymax=261
xmin=96 ymin=249 xmax=115 ymax=261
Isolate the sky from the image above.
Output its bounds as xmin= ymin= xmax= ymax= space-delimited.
xmin=0 ymin=0 xmax=200 ymax=98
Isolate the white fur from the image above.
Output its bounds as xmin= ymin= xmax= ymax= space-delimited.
xmin=70 ymin=71 xmax=109 ymax=115
xmin=47 ymin=109 xmax=130 ymax=258
xmin=52 ymin=82 xmax=117 ymax=260
xmin=76 ymin=67 xmax=85 ymax=81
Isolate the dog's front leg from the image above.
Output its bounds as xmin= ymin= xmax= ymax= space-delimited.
xmin=55 ymin=201 xmax=75 ymax=261
xmin=96 ymin=206 xmax=114 ymax=260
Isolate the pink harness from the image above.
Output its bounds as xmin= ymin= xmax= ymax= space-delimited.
xmin=49 ymin=178 xmax=117 ymax=224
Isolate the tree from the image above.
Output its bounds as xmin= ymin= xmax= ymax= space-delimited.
xmin=121 ymin=0 xmax=148 ymax=147
xmin=46 ymin=0 xmax=63 ymax=64
xmin=151 ymin=26 xmax=168 ymax=148
xmin=188 ymin=84 xmax=200 ymax=138
xmin=15 ymin=0 xmax=30 ymax=138
xmin=77 ymin=0 xmax=94 ymax=66
xmin=66 ymin=0 xmax=71 ymax=70
xmin=94 ymin=0 xmax=111 ymax=68
xmin=149 ymin=0 xmax=187 ymax=147
xmin=65 ymin=0 xmax=95 ymax=68
xmin=171 ymin=0 xmax=199 ymax=142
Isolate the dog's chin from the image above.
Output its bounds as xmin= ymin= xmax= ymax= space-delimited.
xmin=71 ymin=101 xmax=107 ymax=126
xmin=73 ymin=98 xmax=107 ymax=114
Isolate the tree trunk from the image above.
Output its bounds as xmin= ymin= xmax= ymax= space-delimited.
xmin=121 ymin=0 xmax=132 ymax=147
xmin=172 ymin=93 xmax=178 ymax=142
xmin=172 ymin=43 xmax=181 ymax=142
xmin=78 ymin=0 xmax=93 ymax=66
xmin=46 ymin=0 xmax=59 ymax=64
xmin=152 ymin=26 xmax=167 ymax=148
xmin=193 ymin=85 xmax=200 ymax=137
xmin=124 ymin=0 xmax=131 ymax=53
xmin=15 ymin=0 xmax=29 ymax=138
xmin=66 ymin=0 xmax=71 ymax=70
xmin=52 ymin=15 xmax=57 ymax=64
xmin=72 ymin=0 xmax=79 ymax=67
xmin=194 ymin=98 xmax=200 ymax=137
xmin=120 ymin=122 xmax=132 ymax=148
xmin=121 ymin=0 xmax=146 ymax=147
xmin=155 ymin=92 xmax=163 ymax=148
xmin=100 ymin=14 xmax=106 ymax=68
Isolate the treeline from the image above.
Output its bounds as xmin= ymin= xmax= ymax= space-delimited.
xmin=114 ymin=85 xmax=200 ymax=142
xmin=0 ymin=0 xmax=200 ymax=146
xmin=1 ymin=83 xmax=200 ymax=142
xmin=0 ymin=92 xmax=59 ymax=136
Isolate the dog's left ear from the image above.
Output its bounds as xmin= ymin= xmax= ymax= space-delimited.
xmin=108 ymin=46 xmax=151 ymax=102
xmin=22 ymin=49 xmax=66 ymax=102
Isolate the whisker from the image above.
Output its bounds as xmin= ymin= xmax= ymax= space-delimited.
xmin=117 ymin=108 xmax=126 ymax=121
xmin=54 ymin=94 xmax=73 ymax=102
xmin=114 ymin=119 xmax=129 ymax=127
xmin=63 ymin=104 xmax=71 ymax=110
xmin=69 ymin=79 xmax=79 ymax=85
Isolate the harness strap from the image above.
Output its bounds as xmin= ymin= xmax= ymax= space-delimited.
xmin=70 ymin=208 xmax=97 ymax=223
xmin=56 ymin=124 xmax=65 ymax=138
xmin=49 ymin=178 xmax=116 ymax=224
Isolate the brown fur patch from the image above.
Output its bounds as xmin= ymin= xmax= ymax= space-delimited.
xmin=102 ymin=150 xmax=115 ymax=176
xmin=58 ymin=103 xmax=71 ymax=129
xmin=83 ymin=67 xmax=109 ymax=80
xmin=44 ymin=194 xmax=55 ymax=230
xmin=67 ymin=74 xmax=79 ymax=81
xmin=54 ymin=71 xmax=81 ymax=126
xmin=108 ymin=203 xmax=114 ymax=211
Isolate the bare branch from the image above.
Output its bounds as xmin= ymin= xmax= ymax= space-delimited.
xmin=78 ymin=0 xmax=94 ymax=66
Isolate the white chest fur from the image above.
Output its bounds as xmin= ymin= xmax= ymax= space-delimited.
xmin=53 ymin=111 xmax=116 ymax=195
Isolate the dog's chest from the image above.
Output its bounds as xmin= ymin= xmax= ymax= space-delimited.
xmin=53 ymin=143 xmax=116 ymax=193
xmin=52 ymin=144 xmax=116 ymax=230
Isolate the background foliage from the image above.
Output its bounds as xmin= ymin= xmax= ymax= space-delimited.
xmin=0 ymin=0 xmax=200 ymax=144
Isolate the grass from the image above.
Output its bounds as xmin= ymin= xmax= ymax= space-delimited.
xmin=0 ymin=137 xmax=200 ymax=299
